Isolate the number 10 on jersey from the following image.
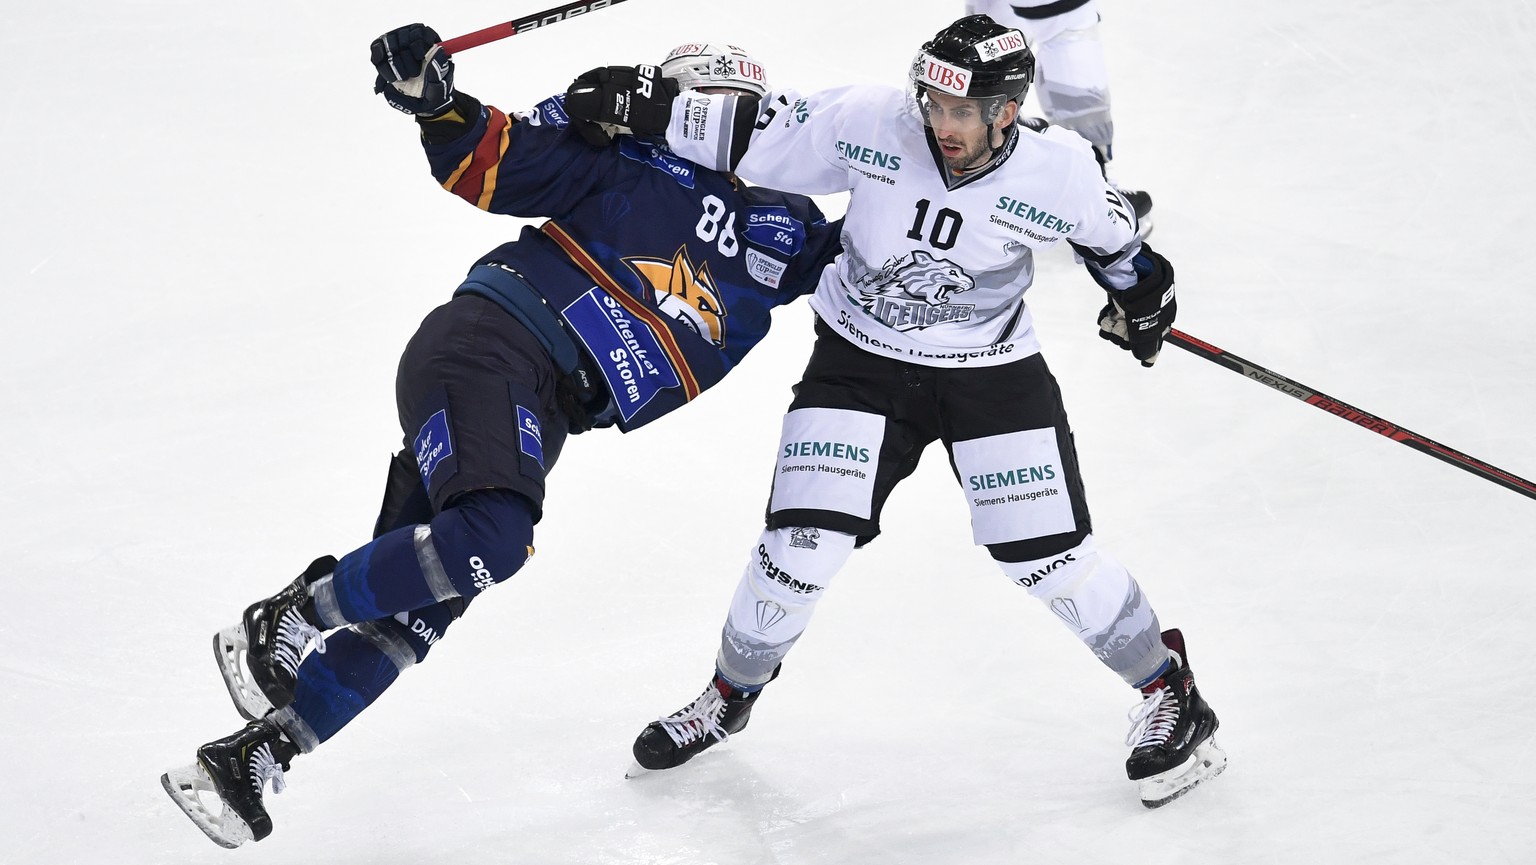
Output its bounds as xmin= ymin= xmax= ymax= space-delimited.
xmin=907 ymin=198 xmax=963 ymax=250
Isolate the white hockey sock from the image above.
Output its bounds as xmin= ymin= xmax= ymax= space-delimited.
xmin=998 ymin=535 xmax=1167 ymax=686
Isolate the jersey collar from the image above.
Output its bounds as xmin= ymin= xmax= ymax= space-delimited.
xmin=925 ymin=124 xmax=1020 ymax=191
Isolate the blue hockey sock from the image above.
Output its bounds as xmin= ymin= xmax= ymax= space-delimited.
xmin=278 ymin=602 xmax=459 ymax=750
xmin=283 ymin=628 xmax=397 ymax=748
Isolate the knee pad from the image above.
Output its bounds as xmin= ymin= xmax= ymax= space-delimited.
xmin=318 ymin=490 xmax=528 ymax=625
xmin=426 ymin=488 xmax=535 ymax=601
xmin=749 ymin=526 xmax=855 ymax=600
xmin=997 ymin=535 xmax=1166 ymax=685
xmin=717 ymin=526 xmax=856 ymax=687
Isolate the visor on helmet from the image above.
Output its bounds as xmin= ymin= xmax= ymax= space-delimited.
xmin=910 ymin=52 xmax=1014 ymax=128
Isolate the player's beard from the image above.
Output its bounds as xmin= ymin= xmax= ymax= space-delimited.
xmin=936 ymin=129 xmax=992 ymax=174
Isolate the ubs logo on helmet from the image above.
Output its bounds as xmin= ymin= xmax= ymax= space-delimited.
xmin=664 ymin=43 xmax=709 ymax=60
xmin=710 ymin=56 xmax=738 ymax=80
xmin=976 ymin=32 xmax=1027 ymax=61
xmin=914 ymin=53 xmax=971 ymax=96
xmin=730 ymin=59 xmax=767 ymax=86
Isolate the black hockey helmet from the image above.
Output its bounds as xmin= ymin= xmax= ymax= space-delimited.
xmin=910 ymin=15 xmax=1034 ymax=121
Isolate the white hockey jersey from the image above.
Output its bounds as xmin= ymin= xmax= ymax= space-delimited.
xmin=664 ymin=84 xmax=1141 ymax=368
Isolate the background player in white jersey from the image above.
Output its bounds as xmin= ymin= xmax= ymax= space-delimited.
xmin=966 ymin=0 xmax=1152 ymax=223
xmin=567 ymin=14 xmax=1224 ymax=807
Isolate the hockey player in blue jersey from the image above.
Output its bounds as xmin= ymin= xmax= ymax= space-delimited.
xmin=160 ymin=26 xmax=841 ymax=848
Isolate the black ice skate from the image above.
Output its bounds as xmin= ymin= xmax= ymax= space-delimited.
xmin=1124 ymin=628 xmax=1227 ymax=808
xmin=160 ymin=716 xmax=300 ymax=848
xmin=1120 ymin=188 xmax=1153 ymax=223
xmin=214 ymin=556 xmax=334 ymax=719
xmin=1106 ymin=185 xmax=1154 ymax=238
xmin=1091 ymin=145 xmax=1154 ymax=237
xmin=628 ymin=670 xmax=772 ymax=776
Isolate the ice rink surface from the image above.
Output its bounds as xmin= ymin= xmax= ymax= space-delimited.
xmin=3 ymin=1 xmax=1534 ymax=863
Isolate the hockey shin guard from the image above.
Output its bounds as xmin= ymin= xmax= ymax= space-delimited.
xmin=996 ymin=535 xmax=1168 ymax=687
xmin=717 ymin=527 xmax=856 ymax=688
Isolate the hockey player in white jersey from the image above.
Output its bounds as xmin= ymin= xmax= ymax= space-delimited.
xmin=567 ymin=14 xmax=1224 ymax=808
xmin=966 ymin=0 xmax=1153 ymax=224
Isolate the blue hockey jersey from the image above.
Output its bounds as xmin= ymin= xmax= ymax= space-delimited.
xmin=418 ymin=92 xmax=842 ymax=432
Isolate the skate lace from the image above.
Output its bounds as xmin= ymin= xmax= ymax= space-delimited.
xmin=658 ymin=686 xmax=729 ymax=749
xmin=250 ymin=742 xmax=288 ymax=796
xmin=1125 ymin=687 xmax=1180 ymax=749
xmin=274 ymin=608 xmax=325 ymax=677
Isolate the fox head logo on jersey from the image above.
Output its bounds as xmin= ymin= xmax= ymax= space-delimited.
xmin=625 ymin=246 xmax=728 ymax=345
xmin=855 ymin=250 xmax=977 ymax=332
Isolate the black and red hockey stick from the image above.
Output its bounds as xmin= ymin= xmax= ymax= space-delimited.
xmin=1167 ymin=329 xmax=1536 ymax=501
xmin=438 ymin=0 xmax=634 ymax=54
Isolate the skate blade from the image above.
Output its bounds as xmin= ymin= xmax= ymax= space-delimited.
xmin=624 ymin=760 xmax=654 ymax=779
xmin=1137 ymin=737 xmax=1227 ymax=809
xmin=213 ymin=623 xmax=272 ymax=721
xmin=160 ymin=763 xmax=254 ymax=849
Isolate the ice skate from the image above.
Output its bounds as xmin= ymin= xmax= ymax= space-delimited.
xmin=215 ymin=556 xmax=334 ymax=719
xmin=628 ymin=671 xmax=770 ymax=776
xmin=160 ymin=716 xmax=299 ymax=848
xmin=1120 ymin=187 xmax=1153 ymax=223
xmin=1109 ymin=185 xmax=1153 ymax=238
xmin=1092 ymin=143 xmax=1154 ymax=237
xmin=1125 ymin=628 xmax=1226 ymax=808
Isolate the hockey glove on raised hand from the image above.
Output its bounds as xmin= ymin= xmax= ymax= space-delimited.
xmin=371 ymin=24 xmax=455 ymax=116
xmin=1097 ymin=243 xmax=1176 ymax=367
xmin=563 ymin=65 xmax=679 ymax=146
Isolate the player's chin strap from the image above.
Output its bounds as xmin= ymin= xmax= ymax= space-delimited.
xmin=984 ymin=118 xmax=1019 ymax=164
xmin=979 ymin=94 xmax=1029 ymax=161
xmin=932 ymin=120 xmax=1020 ymax=190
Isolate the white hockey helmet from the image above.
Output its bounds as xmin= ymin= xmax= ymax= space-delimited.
xmin=659 ymin=42 xmax=769 ymax=96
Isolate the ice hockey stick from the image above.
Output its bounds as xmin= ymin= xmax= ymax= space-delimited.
xmin=1166 ymin=329 xmax=1536 ymax=501
xmin=439 ymin=0 xmax=634 ymax=54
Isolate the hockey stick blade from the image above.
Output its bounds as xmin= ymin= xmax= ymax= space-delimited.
xmin=1167 ymin=329 xmax=1536 ymax=501
xmin=439 ymin=0 xmax=634 ymax=54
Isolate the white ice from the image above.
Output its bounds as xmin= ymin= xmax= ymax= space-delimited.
xmin=3 ymin=1 xmax=1534 ymax=863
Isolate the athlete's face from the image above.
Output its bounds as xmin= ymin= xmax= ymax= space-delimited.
xmin=924 ymin=91 xmax=1017 ymax=172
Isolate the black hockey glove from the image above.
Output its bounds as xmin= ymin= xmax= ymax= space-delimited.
xmin=563 ymin=65 xmax=679 ymax=146
xmin=371 ymin=24 xmax=455 ymax=116
xmin=1097 ymin=243 xmax=1176 ymax=368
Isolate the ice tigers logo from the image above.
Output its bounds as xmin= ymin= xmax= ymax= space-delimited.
xmin=789 ymin=527 xmax=820 ymax=550
xmin=856 ymin=250 xmax=977 ymax=331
